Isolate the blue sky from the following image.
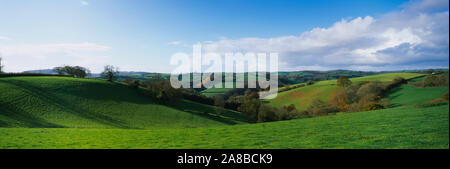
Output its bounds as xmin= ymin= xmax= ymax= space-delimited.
xmin=0 ymin=0 xmax=448 ymax=73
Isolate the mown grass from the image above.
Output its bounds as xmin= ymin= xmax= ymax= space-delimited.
xmin=0 ymin=104 xmax=447 ymax=149
xmin=267 ymin=73 xmax=424 ymax=110
xmin=0 ymin=77 xmax=250 ymax=129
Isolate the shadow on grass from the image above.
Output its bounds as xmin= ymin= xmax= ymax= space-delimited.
xmin=0 ymin=103 xmax=64 ymax=128
xmin=168 ymin=100 xmax=255 ymax=125
xmin=2 ymin=79 xmax=130 ymax=128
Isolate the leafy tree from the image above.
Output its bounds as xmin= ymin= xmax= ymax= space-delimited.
xmin=442 ymin=92 xmax=449 ymax=101
xmin=237 ymin=99 xmax=261 ymax=121
xmin=101 ymin=65 xmax=119 ymax=82
xmin=123 ymin=78 xmax=140 ymax=89
xmin=53 ymin=65 xmax=90 ymax=78
xmin=361 ymin=102 xmax=384 ymax=111
xmin=337 ymin=76 xmax=352 ymax=87
xmin=214 ymin=95 xmax=225 ymax=115
xmin=356 ymin=81 xmax=385 ymax=99
xmin=258 ymin=105 xmax=279 ymax=122
xmin=424 ymin=75 xmax=438 ymax=87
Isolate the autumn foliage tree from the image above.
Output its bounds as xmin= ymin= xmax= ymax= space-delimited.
xmin=337 ymin=76 xmax=352 ymax=87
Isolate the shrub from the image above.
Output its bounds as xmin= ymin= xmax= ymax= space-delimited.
xmin=237 ymin=99 xmax=261 ymax=121
xmin=257 ymin=105 xmax=278 ymax=122
xmin=306 ymin=80 xmax=314 ymax=85
xmin=416 ymin=98 xmax=449 ymax=108
xmin=123 ymin=78 xmax=140 ymax=89
xmin=356 ymin=81 xmax=385 ymax=99
xmin=360 ymin=102 xmax=384 ymax=111
xmin=443 ymin=92 xmax=449 ymax=101
xmin=214 ymin=95 xmax=226 ymax=115
xmin=307 ymin=99 xmax=339 ymax=116
xmin=380 ymin=98 xmax=392 ymax=108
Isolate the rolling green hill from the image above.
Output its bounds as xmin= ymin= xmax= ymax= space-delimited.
xmin=0 ymin=77 xmax=250 ymax=129
xmin=1 ymin=104 xmax=447 ymax=149
xmin=267 ymin=73 xmax=424 ymax=110
xmin=0 ymin=73 xmax=448 ymax=149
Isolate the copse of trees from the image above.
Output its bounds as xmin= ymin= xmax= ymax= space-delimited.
xmin=330 ymin=77 xmax=409 ymax=114
xmin=235 ymin=76 xmax=411 ymax=122
xmin=142 ymin=79 xmax=182 ymax=104
xmin=53 ymin=65 xmax=90 ymax=78
xmin=411 ymin=73 xmax=449 ymax=88
xmin=214 ymin=95 xmax=225 ymax=115
xmin=101 ymin=65 xmax=119 ymax=82
xmin=122 ymin=78 xmax=141 ymax=89
xmin=337 ymin=76 xmax=352 ymax=87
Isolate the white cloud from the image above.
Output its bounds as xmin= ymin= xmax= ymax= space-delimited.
xmin=0 ymin=36 xmax=10 ymax=40
xmin=81 ymin=1 xmax=89 ymax=6
xmin=201 ymin=0 xmax=449 ymax=71
xmin=0 ymin=42 xmax=110 ymax=72
xmin=168 ymin=41 xmax=182 ymax=45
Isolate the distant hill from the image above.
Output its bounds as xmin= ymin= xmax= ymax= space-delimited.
xmin=23 ymin=69 xmax=57 ymax=74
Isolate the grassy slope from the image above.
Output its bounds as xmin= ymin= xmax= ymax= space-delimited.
xmin=1 ymin=105 xmax=447 ymax=149
xmin=387 ymin=84 xmax=448 ymax=107
xmin=0 ymin=79 xmax=448 ymax=149
xmin=267 ymin=73 xmax=424 ymax=110
xmin=0 ymin=77 xmax=250 ymax=129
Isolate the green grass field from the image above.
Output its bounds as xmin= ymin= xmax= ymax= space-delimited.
xmin=0 ymin=77 xmax=250 ymax=129
xmin=267 ymin=73 xmax=424 ymax=110
xmin=0 ymin=73 xmax=448 ymax=149
xmin=1 ymin=104 xmax=447 ymax=149
xmin=387 ymin=84 xmax=449 ymax=107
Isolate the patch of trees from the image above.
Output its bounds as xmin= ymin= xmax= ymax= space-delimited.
xmin=337 ymin=76 xmax=352 ymax=87
xmin=232 ymin=77 xmax=412 ymax=123
xmin=214 ymin=95 xmax=226 ymax=115
xmin=410 ymin=73 xmax=449 ymax=88
xmin=101 ymin=65 xmax=119 ymax=82
xmin=144 ymin=80 xmax=182 ymax=103
xmin=122 ymin=78 xmax=142 ymax=89
xmin=331 ymin=77 xmax=408 ymax=113
xmin=53 ymin=65 xmax=91 ymax=78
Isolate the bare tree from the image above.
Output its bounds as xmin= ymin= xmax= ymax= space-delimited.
xmin=101 ymin=65 xmax=119 ymax=82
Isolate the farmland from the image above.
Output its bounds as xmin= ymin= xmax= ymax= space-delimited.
xmin=267 ymin=73 xmax=424 ymax=110
xmin=0 ymin=72 xmax=448 ymax=149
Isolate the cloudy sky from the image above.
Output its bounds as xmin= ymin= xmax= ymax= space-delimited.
xmin=0 ymin=0 xmax=448 ymax=73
